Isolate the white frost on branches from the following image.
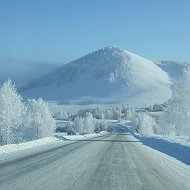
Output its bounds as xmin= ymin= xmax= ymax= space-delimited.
xmin=0 ymin=80 xmax=55 ymax=145
xmin=160 ymin=69 xmax=190 ymax=136
xmin=0 ymin=80 xmax=25 ymax=144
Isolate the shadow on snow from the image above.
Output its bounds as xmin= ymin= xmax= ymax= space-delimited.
xmin=134 ymin=134 xmax=190 ymax=166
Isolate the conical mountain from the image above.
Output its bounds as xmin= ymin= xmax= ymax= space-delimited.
xmin=21 ymin=46 xmax=171 ymax=106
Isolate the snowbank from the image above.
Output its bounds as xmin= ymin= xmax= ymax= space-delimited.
xmin=0 ymin=137 xmax=59 ymax=155
xmin=0 ymin=132 xmax=109 ymax=161
xmin=134 ymin=134 xmax=190 ymax=165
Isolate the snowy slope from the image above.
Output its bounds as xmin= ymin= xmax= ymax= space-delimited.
xmin=0 ymin=59 xmax=58 ymax=87
xmin=156 ymin=60 xmax=190 ymax=80
xmin=21 ymin=46 xmax=172 ymax=106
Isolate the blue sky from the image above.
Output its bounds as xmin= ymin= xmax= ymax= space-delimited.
xmin=0 ymin=0 xmax=190 ymax=63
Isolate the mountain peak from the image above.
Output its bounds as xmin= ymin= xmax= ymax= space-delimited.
xmin=91 ymin=45 xmax=127 ymax=56
xmin=21 ymin=47 xmax=171 ymax=106
xmin=81 ymin=45 xmax=150 ymax=66
xmin=73 ymin=45 xmax=134 ymax=67
xmin=101 ymin=45 xmax=124 ymax=51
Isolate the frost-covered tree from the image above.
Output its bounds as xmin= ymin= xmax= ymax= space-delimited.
xmin=66 ymin=122 xmax=76 ymax=135
xmin=0 ymin=80 xmax=26 ymax=144
xmin=123 ymin=108 xmax=135 ymax=120
xmin=94 ymin=107 xmax=104 ymax=119
xmin=73 ymin=116 xmax=84 ymax=134
xmin=0 ymin=80 xmax=56 ymax=144
xmin=104 ymin=109 xmax=112 ymax=119
xmin=83 ymin=112 xmax=95 ymax=134
xmin=160 ymin=69 xmax=190 ymax=136
xmin=127 ymin=110 xmax=159 ymax=136
xmin=94 ymin=118 xmax=109 ymax=132
xmin=136 ymin=112 xmax=159 ymax=136
xmin=109 ymin=107 xmax=121 ymax=120
xmin=27 ymin=98 xmax=56 ymax=139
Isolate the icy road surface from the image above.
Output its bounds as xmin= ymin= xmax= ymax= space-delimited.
xmin=0 ymin=133 xmax=190 ymax=190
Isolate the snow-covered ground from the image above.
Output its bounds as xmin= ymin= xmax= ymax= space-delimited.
xmin=0 ymin=137 xmax=60 ymax=160
xmin=140 ymin=134 xmax=190 ymax=147
xmin=0 ymin=132 xmax=109 ymax=161
xmin=134 ymin=134 xmax=190 ymax=166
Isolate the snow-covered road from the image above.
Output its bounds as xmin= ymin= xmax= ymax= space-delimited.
xmin=0 ymin=132 xmax=190 ymax=190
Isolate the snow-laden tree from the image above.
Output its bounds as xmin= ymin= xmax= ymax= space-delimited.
xmin=104 ymin=109 xmax=112 ymax=119
xmin=105 ymin=107 xmax=122 ymax=120
xmin=83 ymin=112 xmax=95 ymax=134
xmin=127 ymin=110 xmax=159 ymax=136
xmin=94 ymin=118 xmax=109 ymax=132
xmin=136 ymin=112 xmax=159 ymax=136
xmin=72 ymin=113 xmax=109 ymax=134
xmin=160 ymin=69 xmax=190 ymax=136
xmin=0 ymin=80 xmax=56 ymax=144
xmin=73 ymin=116 xmax=84 ymax=134
xmin=123 ymin=108 xmax=135 ymax=120
xmin=66 ymin=122 xmax=76 ymax=135
xmin=94 ymin=107 xmax=104 ymax=119
xmin=0 ymin=80 xmax=26 ymax=145
xmin=27 ymin=98 xmax=56 ymax=139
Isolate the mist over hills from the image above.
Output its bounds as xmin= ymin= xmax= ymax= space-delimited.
xmin=0 ymin=59 xmax=58 ymax=87
xmin=21 ymin=46 xmax=172 ymax=106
